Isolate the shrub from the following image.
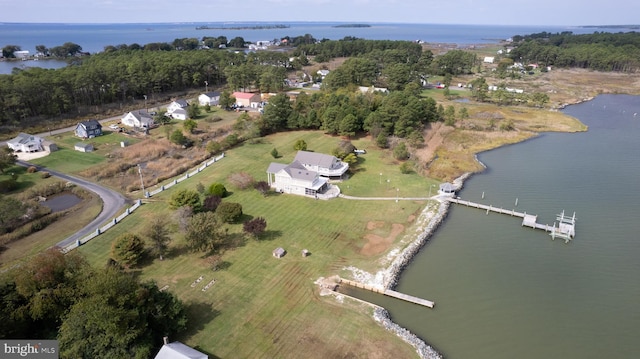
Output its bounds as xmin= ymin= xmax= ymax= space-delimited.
xmin=400 ymin=161 xmax=414 ymax=174
xmin=254 ymin=181 xmax=270 ymax=196
xmin=376 ymin=133 xmax=388 ymax=148
xmin=206 ymin=140 xmax=222 ymax=154
xmin=40 ymin=172 xmax=51 ymax=179
xmin=332 ymin=140 xmax=355 ymax=159
xmin=207 ymin=183 xmax=228 ymax=198
xmin=202 ymin=195 xmax=221 ymax=212
xmin=270 ymin=148 xmax=279 ymax=158
xmin=27 ymin=166 xmax=37 ymax=173
xmin=243 ymin=217 xmax=267 ymax=238
xmin=293 ymin=139 xmax=307 ymax=151
xmin=393 ymin=142 xmax=409 ymax=161
xmin=169 ymin=189 xmax=201 ymax=211
xmin=221 ymin=133 xmax=239 ymax=149
xmin=216 ymin=202 xmax=243 ymax=223
xmin=170 ymin=130 xmax=190 ymax=146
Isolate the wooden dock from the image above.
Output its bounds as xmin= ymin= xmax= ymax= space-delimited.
xmin=447 ymin=197 xmax=576 ymax=243
xmin=339 ymin=278 xmax=435 ymax=308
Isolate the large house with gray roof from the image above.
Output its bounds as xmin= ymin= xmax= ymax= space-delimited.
xmin=293 ymin=150 xmax=349 ymax=177
xmin=266 ymin=151 xmax=348 ymax=197
xmin=122 ymin=110 xmax=154 ymax=128
xmin=7 ymin=133 xmax=43 ymax=153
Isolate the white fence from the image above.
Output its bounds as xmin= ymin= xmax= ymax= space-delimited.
xmin=146 ymin=153 xmax=225 ymax=197
xmin=60 ymin=153 xmax=225 ymax=253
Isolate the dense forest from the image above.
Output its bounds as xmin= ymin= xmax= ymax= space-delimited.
xmin=509 ymin=31 xmax=640 ymax=72
xmin=2 ymin=31 xmax=638 ymax=135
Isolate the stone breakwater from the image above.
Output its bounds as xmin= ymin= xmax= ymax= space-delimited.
xmin=344 ymin=173 xmax=470 ymax=359
xmin=374 ymin=307 xmax=443 ymax=359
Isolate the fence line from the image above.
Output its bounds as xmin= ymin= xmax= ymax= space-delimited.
xmin=61 ymin=153 xmax=226 ymax=253
xmin=146 ymin=153 xmax=225 ymax=197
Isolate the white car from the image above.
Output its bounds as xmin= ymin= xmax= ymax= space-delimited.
xmin=109 ymin=124 xmax=120 ymax=130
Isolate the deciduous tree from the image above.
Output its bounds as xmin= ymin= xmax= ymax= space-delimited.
xmin=243 ymin=217 xmax=267 ymax=238
xmin=185 ymin=212 xmax=226 ymax=252
xmin=145 ymin=217 xmax=171 ymax=260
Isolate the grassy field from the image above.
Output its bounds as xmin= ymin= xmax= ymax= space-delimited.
xmin=29 ymin=129 xmax=140 ymax=173
xmin=77 ymin=130 xmax=434 ymax=358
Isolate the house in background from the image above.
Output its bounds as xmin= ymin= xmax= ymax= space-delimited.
xmin=154 ymin=339 xmax=207 ymax=359
xmin=170 ymin=108 xmax=188 ymax=120
xmin=7 ymin=133 xmax=43 ymax=153
xmin=358 ymin=86 xmax=389 ymax=94
xmin=74 ymin=142 xmax=94 ymax=152
xmin=167 ymin=99 xmax=189 ymax=120
xmin=167 ymin=99 xmax=188 ymax=113
xmin=122 ymin=110 xmax=154 ymax=128
xmin=75 ymin=120 xmax=103 ymax=138
xmin=198 ymin=91 xmax=221 ymax=106
xmin=232 ymin=92 xmax=261 ymax=108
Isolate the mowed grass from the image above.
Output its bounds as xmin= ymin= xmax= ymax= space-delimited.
xmin=79 ymin=130 xmax=433 ymax=358
xmin=31 ymin=130 xmax=139 ymax=173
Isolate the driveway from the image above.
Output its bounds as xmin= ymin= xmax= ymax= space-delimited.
xmin=17 ymin=160 xmax=128 ymax=249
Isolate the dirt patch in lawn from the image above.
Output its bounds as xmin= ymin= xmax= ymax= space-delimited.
xmin=361 ymin=223 xmax=404 ymax=256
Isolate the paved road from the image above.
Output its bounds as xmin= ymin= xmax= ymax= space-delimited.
xmin=17 ymin=160 xmax=128 ymax=249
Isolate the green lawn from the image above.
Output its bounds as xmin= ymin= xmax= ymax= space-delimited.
xmin=78 ymin=130 xmax=434 ymax=358
xmin=31 ymin=131 xmax=139 ymax=173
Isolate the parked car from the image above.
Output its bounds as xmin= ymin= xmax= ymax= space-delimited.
xmin=354 ymin=149 xmax=366 ymax=154
xmin=109 ymin=124 xmax=120 ymax=130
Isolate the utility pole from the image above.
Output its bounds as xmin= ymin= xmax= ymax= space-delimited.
xmin=138 ymin=164 xmax=145 ymax=197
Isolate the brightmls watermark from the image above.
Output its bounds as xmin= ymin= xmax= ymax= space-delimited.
xmin=1 ymin=340 xmax=58 ymax=358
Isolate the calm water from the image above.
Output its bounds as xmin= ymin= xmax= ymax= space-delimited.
xmin=0 ymin=22 xmax=624 ymax=75
xmin=349 ymin=94 xmax=640 ymax=358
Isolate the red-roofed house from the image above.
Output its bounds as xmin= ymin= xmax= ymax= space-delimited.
xmin=232 ymin=92 xmax=261 ymax=108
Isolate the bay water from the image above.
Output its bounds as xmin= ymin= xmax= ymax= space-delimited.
xmin=0 ymin=22 xmax=627 ymax=75
xmin=349 ymin=94 xmax=640 ymax=358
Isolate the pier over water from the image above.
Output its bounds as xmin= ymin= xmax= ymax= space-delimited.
xmin=446 ymin=197 xmax=576 ymax=243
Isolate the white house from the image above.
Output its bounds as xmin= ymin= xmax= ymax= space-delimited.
xmin=167 ymin=99 xmax=189 ymax=119
xmin=293 ymin=150 xmax=349 ymax=177
xmin=154 ymin=341 xmax=207 ymax=359
xmin=266 ymin=160 xmax=330 ymax=197
xmin=266 ymin=151 xmax=348 ymax=198
xmin=198 ymin=91 xmax=221 ymax=106
xmin=121 ymin=110 xmax=154 ymax=128
xmin=483 ymin=56 xmax=495 ymax=63
xmin=358 ymin=86 xmax=389 ymax=94
xmin=14 ymin=50 xmax=30 ymax=59
xmin=317 ymin=69 xmax=330 ymax=79
xmin=7 ymin=133 xmax=43 ymax=153
xmin=170 ymin=108 xmax=188 ymax=120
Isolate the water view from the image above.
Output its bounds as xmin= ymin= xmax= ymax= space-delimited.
xmin=347 ymin=94 xmax=640 ymax=358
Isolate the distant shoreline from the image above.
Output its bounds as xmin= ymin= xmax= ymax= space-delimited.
xmin=196 ymin=24 xmax=289 ymax=30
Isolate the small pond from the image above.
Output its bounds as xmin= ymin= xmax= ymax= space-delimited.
xmin=41 ymin=192 xmax=83 ymax=212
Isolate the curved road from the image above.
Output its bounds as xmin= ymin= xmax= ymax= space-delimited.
xmin=17 ymin=160 xmax=128 ymax=249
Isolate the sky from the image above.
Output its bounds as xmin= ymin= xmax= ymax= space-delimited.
xmin=1 ymin=0 xmax=638 ymax=26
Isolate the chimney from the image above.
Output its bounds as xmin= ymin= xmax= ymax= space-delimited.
xmin=163 ymin=336 xmax=169 ymax=345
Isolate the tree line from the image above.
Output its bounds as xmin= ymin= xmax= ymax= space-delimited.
xmin=0 ymin=249 xmax=187 ymax=358
xmin=508 ymin=31 xmax=640 ymax=72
